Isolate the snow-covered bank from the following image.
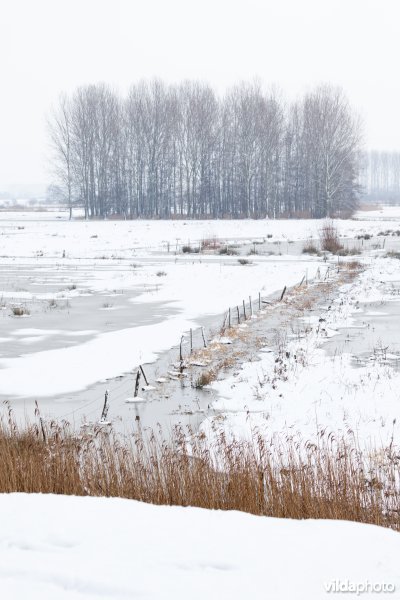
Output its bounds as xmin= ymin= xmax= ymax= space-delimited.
xmin=0 ymin=493 xmax=399 ymax=599
xmin=0 ymin=259 xmax=321 ymax=398
xmin=201 ymin=257 xmax=400 ymax=449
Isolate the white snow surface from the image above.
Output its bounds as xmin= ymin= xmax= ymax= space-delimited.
xmin=1 ymin=209 xmax=399 ymax=258
xmin=0 ymin=493 xmax=399 ymax=600
xmin=202 ymin=256 xmax=400 ymax=449
xmin=0 ymin=207 xmax=399 ymax=405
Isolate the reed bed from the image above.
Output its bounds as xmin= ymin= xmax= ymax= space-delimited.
xmin=0 ymin=405 xmax=399 ymax=530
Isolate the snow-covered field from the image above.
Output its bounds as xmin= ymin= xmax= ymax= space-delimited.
xmin=1 ymin=211 xmax=334 ymax=405
xmin=2 ymin=208 xmax=400 ymax=599
xmin=1 ymin=493 xmax=399 ymax=600
xmin=201 ymin=256 xmax=400 ymax=449
xmin=1 ymin=207 xmax=400 ymax=439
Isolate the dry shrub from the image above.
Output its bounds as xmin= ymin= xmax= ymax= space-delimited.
xmin=337 ymin=247 xmax=360 ymax=256
xmin=194 ymin=368 xmax=218 ymax=388
xmin=11 ymin=306 xmax=29 ymax=316
xmin=345 ymin=260 xmax=362 ymax=271
xmin=201 ymin=237 xmax=220 ymax=251
xmin=182 ymin=245 xmax=199 ymax=254
xmin=319 ymin=221 xmax=343 ymax=254
xmin=302 ymin=239 xmax=319 ymax=255
xmin=219 ymin=246 xmax=238 ymax=256
xmin=0 ymin=407 xmax=399 ymax=530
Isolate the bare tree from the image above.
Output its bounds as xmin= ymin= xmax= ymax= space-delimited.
xmin=47 ymin=94 xmax=74 ymax=218
xmin=48 ymin=80 xmax=363 ymax=219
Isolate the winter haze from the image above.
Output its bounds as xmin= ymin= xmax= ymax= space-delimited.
xmin=1 ymin=0 xmax=400 ymax=193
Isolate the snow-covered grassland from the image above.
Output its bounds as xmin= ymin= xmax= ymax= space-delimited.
xmin=2 ymin=208 xmax=400 ymax=599
xmin=0 ymin=211 xmax=330 ymax=399
xmin=0 ymin=208 xmax=399 ymax=401
xmin=201 ymin=255 xmax=400 ymax=450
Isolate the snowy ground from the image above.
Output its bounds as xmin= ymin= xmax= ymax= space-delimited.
xmin=2 ymin=209 xmax=400 ymax=598
xmin=0 ymin=493 xmax=399 ymax=600
xmin=201 ymin=255 xmax=400 ymax=449
xmin=1 ymin=207 xmax=400 ymax=438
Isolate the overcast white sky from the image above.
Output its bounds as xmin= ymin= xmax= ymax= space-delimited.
xmin=1 ymin=0 xmax=400 ymax=192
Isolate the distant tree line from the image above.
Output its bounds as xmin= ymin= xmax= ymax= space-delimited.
xmin=48 ymin=81 xmax=362 ymax=220
xmin=361 ymin=151 xmax=400 ymax=204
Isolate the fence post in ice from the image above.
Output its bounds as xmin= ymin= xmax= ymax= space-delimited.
xmin=280 ymin=286 xmax=287 ymax=302
xmin=258 ymin=292 xmax=261 ymax=311
xmin=201 ymin=326 xmax=207 ymax=348
xmin=242 ymin=299 xmax=247 ymax=320
xmin=298 ymin=275 xmax=305 ymax=288
xmin=237 ymin=305 xmax=240 ymax=324
xmin=228 ymin=307 xmax=231 ymax=328
xmin=140 ymin=365 xmax=148 ymax=386
xmin=249 ymin=296 xmax=253 ymax=317
xmin=179 ymin=335 xmax=184 ymax=362
xmin=134 ymin=371 xmax=141 ymax=397
xmin=100 ymin=390 xmax=109 ymax=422
xmin=190 ymin=328 xmax=193 ymax=353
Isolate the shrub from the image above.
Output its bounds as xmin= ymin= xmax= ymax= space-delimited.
xmin=319 ymin=221 xmax=343 ymax=254
xmin=201 ymin=237 xmax=220 ymax=251
xmin=346 ymin=260 xmax=362 ymax=270
xmin=219 ymin=246 xmax=238 ymax=256
xmin=182 ymin=245 xmax=199 ymax=254
xmin=302 ymin=239 xmax=319 ymax=255
xmin=336 ymin=247 xmax=360 ymax=256
xmin=11 ymin=306 xmax=30 ymax=316
xmin=194 ymin=368 xmax=217 ymax=389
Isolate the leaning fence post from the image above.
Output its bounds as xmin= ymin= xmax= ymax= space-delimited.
xmin=280 ymin=286 xmax=287 ymax=302
xmin=139 ymin=365 xmax=148 ymax=386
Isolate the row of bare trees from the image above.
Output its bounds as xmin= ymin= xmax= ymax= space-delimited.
xmin=48 ymin=81 xmax=362 ymax=219
xmin=361 ymin=151 xmax=400 ymax=203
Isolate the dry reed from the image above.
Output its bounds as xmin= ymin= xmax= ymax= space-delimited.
xmin=0 ymin=405 xmax=399 ymax=530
